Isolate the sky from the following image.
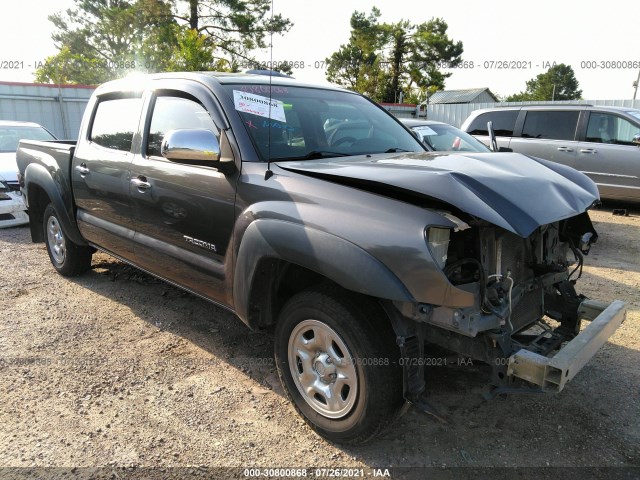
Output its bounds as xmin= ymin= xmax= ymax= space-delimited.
xmin=0 ymin=0 xmax=638 ymax=100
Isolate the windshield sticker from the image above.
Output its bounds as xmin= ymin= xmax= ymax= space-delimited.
xmin=262 ymin=120 xmax=295 ymax=132
xmin=235 ymin=85 xmax=289 ymax=95
xmin=233 ymin=90 xmax=286 ymax=122
xmin=413 ymin=126 xmax=438 ymax=136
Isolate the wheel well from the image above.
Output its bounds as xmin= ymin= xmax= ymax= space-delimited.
xmin=27 ymin=185 xmax=50 ymax=242
xmin=247 ymin=259 xmax=335 ymax=329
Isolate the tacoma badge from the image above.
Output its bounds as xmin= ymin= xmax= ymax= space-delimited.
xmin=183 ymin=235 xmax=217 ymax=252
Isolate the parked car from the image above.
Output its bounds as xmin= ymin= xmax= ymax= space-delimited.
xmin=401 ymin=118 xmax=490 ymax=152
xmin=461 ymin=106 xmax=640 ymax=202
xmin=0 ymin=121 xmax=56 ymax=227
xmin=17 ymin=73 xmax=625 ymax=443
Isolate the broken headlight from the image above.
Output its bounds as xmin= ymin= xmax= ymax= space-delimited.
xmin=426 ymin=227 xmax=450 ymax=270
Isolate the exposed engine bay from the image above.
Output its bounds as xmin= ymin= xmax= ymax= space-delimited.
xmin=390 ymin=211 xmax=620 ymax=395
xmin=435 ymin=211 xmax=597 ymax=339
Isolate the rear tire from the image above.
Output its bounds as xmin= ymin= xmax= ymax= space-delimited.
xmin=274 ymin=287 xmax=404 ymax=444
xmin=43 ymin=204 xmax=92 ymax=276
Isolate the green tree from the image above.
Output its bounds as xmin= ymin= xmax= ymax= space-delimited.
xmin=36 ymin=0 xmax=292 ymax=84
xmin=175 ymin=0 xmax=292 ymax=69
xmin=165 ymin=28 xmax=225 ymax=71
xmin=325 ymin=9 xmax=463 ymax=103
xmin=136 ymin=0 xmax=182 ymax=72
xmin=325 ymin=8 xmax=388 ymax=99
xmin=400 ymin=18 xmax=463 ymax=103
xmin=34 ymin=46 xmax=108 ymax=85
xmin=36 ymin=0 xmax=177 ymax=84
xmin=506 ymin=64 xmax=582 ymax=102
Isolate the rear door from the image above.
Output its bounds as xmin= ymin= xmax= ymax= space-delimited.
xmin=576 ymin=111 xmax=640 ymax=201
xmin=130 ymin=83 xmax=239 ymax=305
xmin=72 ymin=93 xmax=144 ymax=258
xmin=508 ymin=110 xmax=580 ymax=167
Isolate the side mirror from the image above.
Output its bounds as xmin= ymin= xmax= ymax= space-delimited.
xmin=162 ymin=129 xmax=221 ymax=163
xmin=633 ymin=133 xmax=640 ymax=146
xmin=487 ymin=121 xmax=499 ymax=152
xmin=161 ymin=128 xmax=236 ymax=174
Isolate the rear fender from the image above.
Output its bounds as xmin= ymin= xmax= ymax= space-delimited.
xmin=23 ymin=163 xmax=86 ymax=246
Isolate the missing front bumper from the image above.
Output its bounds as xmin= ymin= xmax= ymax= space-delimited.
xmin=507 ymin=299 xmax=626 ymax=392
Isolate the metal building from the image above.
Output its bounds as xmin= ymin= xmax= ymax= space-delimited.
xmin=0 ymin=81 xmax=95 ymax=140
xmin=428 ymin=88 xmax=498 ymax=105
xmin=379 ymin=102 xmax=418 ymax=119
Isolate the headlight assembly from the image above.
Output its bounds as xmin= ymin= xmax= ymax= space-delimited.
xmin=426 ymin=227 xmax=450 ymax=270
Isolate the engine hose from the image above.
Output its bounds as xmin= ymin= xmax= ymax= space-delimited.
xmin=568 ymin=239 xmax=584 ymax=280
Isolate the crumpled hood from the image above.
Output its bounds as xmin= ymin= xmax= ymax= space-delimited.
xmin=0 ymin=152 xmax=18 ymax=183
xmin=276 ymin=152 xmax=600 ymax=237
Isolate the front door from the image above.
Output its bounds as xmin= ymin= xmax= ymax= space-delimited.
xmin=576 ymin=112 xmax=640 ymax=201
xmin=130 ymin=91 xmax=239 ymax=305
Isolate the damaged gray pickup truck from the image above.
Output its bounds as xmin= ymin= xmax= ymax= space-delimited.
xmin=17 ymin=73 xmax=626 ymax=444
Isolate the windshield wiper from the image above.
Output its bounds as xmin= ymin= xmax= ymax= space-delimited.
xmin=384 ymin=147 xmax=411 ymax=153
xmin=271 ymin=150 xmax=350 ymax=161
xmin=303 ymin=150 xmax=350 ymax=159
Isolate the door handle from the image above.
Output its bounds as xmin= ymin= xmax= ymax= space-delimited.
xmin=580 ymin=149 xmax=598 ymax=154
xmin=131 ymin=177 xmax=152 ymax=190
xmin=557 ymin=147 xmax=574 ymax=152
xmin=75 ymin=164 xmax=90 ymax=175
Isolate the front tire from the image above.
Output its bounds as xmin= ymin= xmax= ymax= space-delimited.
xmin=43 ymin=204 xmax=92 ymax=276
xmin=274 ymin=287 xmax=404 ymax=444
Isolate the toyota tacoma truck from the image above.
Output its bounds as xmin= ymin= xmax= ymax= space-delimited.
xmin=17 ymin=72 xmax=626 ymax=444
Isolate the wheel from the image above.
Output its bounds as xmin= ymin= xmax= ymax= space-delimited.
xmin=274 ymin=287 xmax=404 ymax=444
xmin=43 ymin=203 xmax=92 ymax=277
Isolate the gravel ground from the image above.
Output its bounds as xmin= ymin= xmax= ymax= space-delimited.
xmin=0 ymin=206 xmax=639 ymax=478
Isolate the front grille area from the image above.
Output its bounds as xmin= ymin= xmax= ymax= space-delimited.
xmin=479 ymin=228 xmax=534 ymax=285
xmin=512 ymin=286 xmax=544 ymax=332
xmin=498 ymin=232 xmax=531 ymax=285
xmin=0 ymin=213 xmax=16 ymax=221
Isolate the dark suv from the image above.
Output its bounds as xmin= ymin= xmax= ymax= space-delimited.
xmin=461 ymin=105 xmax=640 ymax=202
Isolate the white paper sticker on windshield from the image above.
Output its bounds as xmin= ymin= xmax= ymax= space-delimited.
xmin=413 ymin=126 xmax=438 ymax=136
xmin=233 ymin=90 xmax=286 ymax=122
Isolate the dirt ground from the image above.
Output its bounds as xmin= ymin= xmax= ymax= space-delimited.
xmin=0 ymin=205 xmax=639 ymax=477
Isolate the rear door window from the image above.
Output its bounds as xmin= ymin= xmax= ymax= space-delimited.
xmin=466 ymin=111 xmax=518 ymax=136
xmin=90 ymin=97 xmax=143 ymax=151
xmin=521 ymin=111 xmax=579 ymax=141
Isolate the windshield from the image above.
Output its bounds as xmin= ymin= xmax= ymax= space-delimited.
xmin=411 ymin=123 xmax=490 ymax=152
xmin=223 ymin=84 xmax=425 ymax=161
xmin=0 ymin=126 xmax=55 ymax=152
xmin=625 ymin=111 xmax=640 ymax=122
